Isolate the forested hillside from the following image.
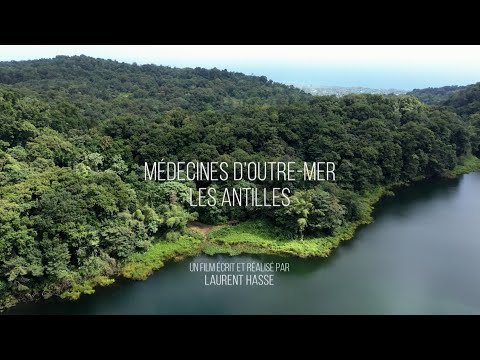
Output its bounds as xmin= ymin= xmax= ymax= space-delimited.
xmin=0 ymin=55 xmax=307 ymax=128
xmin=1 ymin=56 xmax=480 ymax=310
xmin=442 ymin=83 xmax=480 ymax=116
xmin=408 ymin=85 xmax=466 ymax=105
xmin=409 ymin=82 xmax=480 ymax=117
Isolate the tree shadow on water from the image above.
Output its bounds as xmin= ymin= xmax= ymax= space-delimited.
xmin=372 ymin=176 xmax=462 ymax=219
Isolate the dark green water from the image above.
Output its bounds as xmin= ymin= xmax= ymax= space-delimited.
xmin=9 ymin=173 xmax=480 ymax=314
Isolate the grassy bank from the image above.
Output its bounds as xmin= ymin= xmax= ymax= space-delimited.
xmin=122 ymin=231 xmax=204 ymax=280
xmin=59 ymin=155 xmax=480 ymax=302
xmin=206 ymin=187 xmax=387 ymax=258
xmin=445 ymin=154 xmax=480 ymax=178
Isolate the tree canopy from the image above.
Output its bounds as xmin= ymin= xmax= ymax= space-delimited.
xmin=1 ymin=56 xmax=479 ymax=310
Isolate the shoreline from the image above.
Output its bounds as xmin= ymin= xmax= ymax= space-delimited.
xmin=5 ymin=155 xmax=480 ymax=310
xmin=119 ymin=154 xmax=480 ymax=277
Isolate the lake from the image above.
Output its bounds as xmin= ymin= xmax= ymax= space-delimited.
xmin=9 ymin=172 xmax=480 ymax=314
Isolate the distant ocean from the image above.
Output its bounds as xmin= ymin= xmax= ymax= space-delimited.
xmin=209 ymin=64 xmax=480 ymax=90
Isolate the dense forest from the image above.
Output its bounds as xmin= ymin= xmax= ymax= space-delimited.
xmin=409 ymin=82 xmax=480 ymax=125
xmin=1 ymin=55 xmax=480 ymax=310
xmin=442 ymin=83 xmax=480 ymax=117
xmin=408 ymin=85 xmax=467 ymax=105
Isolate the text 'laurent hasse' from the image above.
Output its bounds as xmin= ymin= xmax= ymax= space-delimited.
xmin=204 ymin=274 xmax=274 ymax=286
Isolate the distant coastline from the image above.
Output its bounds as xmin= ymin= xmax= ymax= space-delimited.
xmin=292 ymin=84 xmax=407 ymax=96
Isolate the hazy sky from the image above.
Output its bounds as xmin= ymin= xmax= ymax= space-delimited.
xmin=1 ymin=45 xmax=479 ymax=89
